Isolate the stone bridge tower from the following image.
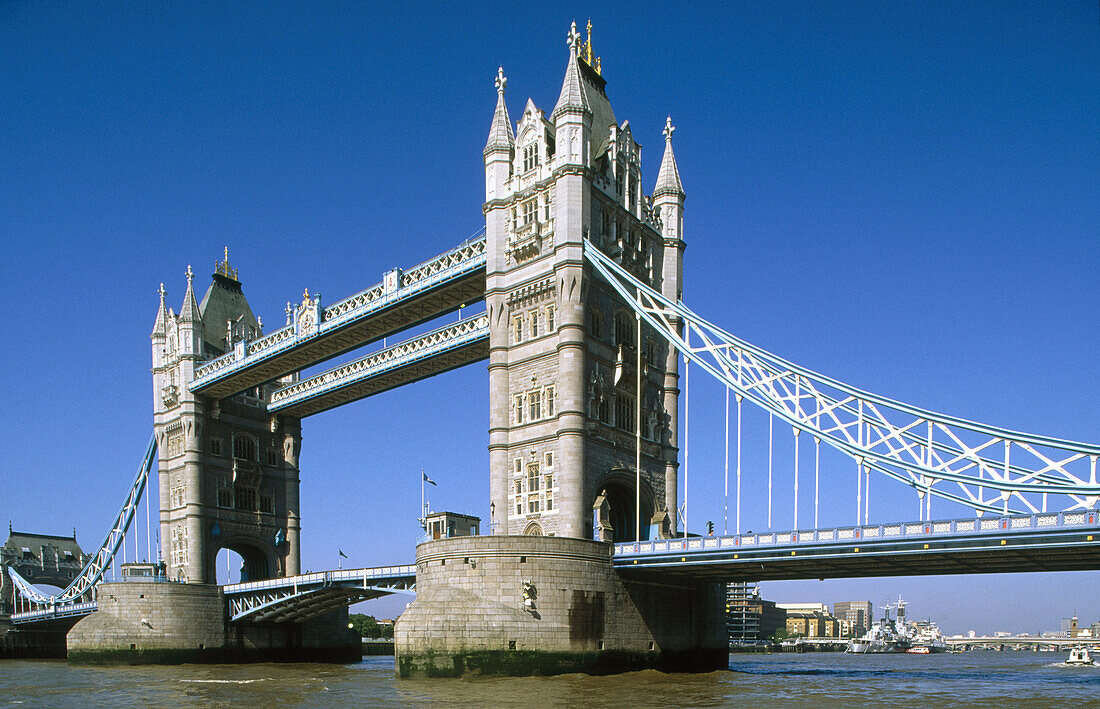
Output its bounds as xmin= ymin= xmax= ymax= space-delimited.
xmin=151 ymin=252 xmax=302 ymax=583
xmin=485 ymin=22 xmax=686 ymax=541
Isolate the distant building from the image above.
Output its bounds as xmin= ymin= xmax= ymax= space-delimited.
xmin=1061 ymin=615 xmax=1079 ymax=637
xmin=834 ymin=601 xmax=873 ymax=637
xmin=1 ymin=527 xmax=87 ymax=615
xmin=777 ymin=602 xmax=828 ymax=614
xmin=784 ymin=608 xmax=844 ymax=639
xmin=726 ymin=582 xmax=786 ymax=645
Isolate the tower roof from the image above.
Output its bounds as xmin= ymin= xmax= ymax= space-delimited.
xmin=484 ymin=66 xmax=515 ymax=153
xmin=199 ymin=247 xmax=260 ymax=355
xmin=654 ymin=116 xmax=684 ymax=198
xmin=178 ymin=265 xmax=202 ymax=323
xmin=151 ymin=282 xmax=168 ymax=338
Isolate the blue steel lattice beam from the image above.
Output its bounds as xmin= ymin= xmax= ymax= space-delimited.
xmin=584 ymin=240 xmax=1100 ymax=517
xmin=8 ymin=434 xmax=157 ymax=610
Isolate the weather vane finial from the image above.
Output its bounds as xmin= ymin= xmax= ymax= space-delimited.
xmin=567 ymin=21 xmax=581 ymax=55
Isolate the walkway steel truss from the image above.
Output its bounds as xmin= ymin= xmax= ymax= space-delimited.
xmin=190 ymin=230 xmax=487 ymax=399
xmin=225 ymin=566 xmax=416 ymax=623
xmin=584 ymin=241 xmax=1100 ymax=517
xmin=267 ymin=313 xmax=489 ymax=417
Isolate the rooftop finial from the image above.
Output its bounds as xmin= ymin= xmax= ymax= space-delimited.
xmin=215 ymin=246 xmax=239 ymax=281
xmin=495 ymin=66 xmax=507 ymax=94
xmin=663 ymin=116 xmax=676 ymax=142
xmin=158 ymin=282 xmax=166 ymax=301
xmin=567 ymin=21 xmax=581 ymax=55
xmin=185 ymin=265 xmax=194 ymax=284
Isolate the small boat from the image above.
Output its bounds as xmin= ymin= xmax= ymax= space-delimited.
xmin=906 ymin=646 xmax=931 ymax=654
xmin=1066 ymin=647 xmax=1094 ymax=665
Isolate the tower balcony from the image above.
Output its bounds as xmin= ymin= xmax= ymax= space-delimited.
xmin=507 ymin=218 xmax=554 ymax=264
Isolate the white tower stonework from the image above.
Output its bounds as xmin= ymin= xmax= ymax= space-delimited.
xmin=151 ymin=253 xmax=302 ymax=584
xmin=485 ymin=23 xmax=685 ymax=541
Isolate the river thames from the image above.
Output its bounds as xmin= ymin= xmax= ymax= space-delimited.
xmin=3 ymin=651 xmax=1100 ymax=708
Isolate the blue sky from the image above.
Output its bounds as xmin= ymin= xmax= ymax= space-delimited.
xmin=1 ymin=2 xmax=1096 ymax=633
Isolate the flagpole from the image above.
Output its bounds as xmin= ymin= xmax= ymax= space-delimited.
xmin=420 ymin=468 xmax=425 ymax=531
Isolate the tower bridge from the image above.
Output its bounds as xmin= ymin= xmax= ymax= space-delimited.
xmin=6 ymin=22 xmax=1098 ymax=675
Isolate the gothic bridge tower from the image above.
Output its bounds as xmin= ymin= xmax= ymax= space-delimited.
xmin=151 ymin=252 xmax=302 ymax=583
xmin=485 ymin=22 xmax=686 ymax=541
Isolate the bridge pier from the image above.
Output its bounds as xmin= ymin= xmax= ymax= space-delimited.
xmin=1 ymin=618 xmax=69 ymax=659
xmin=395 ymin=535 xmax=726 ymax=677
xmin=66 ymin=581 xmax=359 ymax=664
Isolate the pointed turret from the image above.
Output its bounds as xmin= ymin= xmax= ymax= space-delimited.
xmin=179 ymin=265 xmax=202 ymax=323
xmin=653 ymin=116 xmax=684 ymax=199
xmin=484 ymin=67 xmax=515 ymax=202
xmin=484 ymin=66 xmax=514 ymax=154
xmin=151 ymin=283 xmax=168 ymax=340
xmin=552 ymin=22 xmax=590 ymax=120
xmin=177 ymin=265 xmax=203 ymax=359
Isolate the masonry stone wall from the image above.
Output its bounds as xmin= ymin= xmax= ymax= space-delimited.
xmin=395 ymin=535 xmax=725 ymax=677
xmin=66 ymin=582 xmax=359 ymax=664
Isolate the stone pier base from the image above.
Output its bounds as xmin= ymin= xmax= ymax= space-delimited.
xmin=395 ymin=535 xmax=727 ymax=678
xmin=66 ymin=581 xmax=360 ymax=664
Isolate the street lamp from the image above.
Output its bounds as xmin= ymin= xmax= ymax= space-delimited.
xmin=489 ymin=501 xmax=496 ymax=535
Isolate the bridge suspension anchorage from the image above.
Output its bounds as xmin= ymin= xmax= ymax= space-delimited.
xmin=584 ymin=241 xmax=1100 ymax=521
xmin=8 ymin=434 xmax=158 ymax=616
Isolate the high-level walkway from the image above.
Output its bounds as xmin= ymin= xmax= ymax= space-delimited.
xmin=189 ymin=233 xmax=485 ymax=400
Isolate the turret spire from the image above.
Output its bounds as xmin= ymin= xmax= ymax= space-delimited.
xmin=484 ymin=66 xmax=515 ymax=153
xmin=151 ymin=282 xmax=168 ymax=338
xmin=654 ymin=116 xmax=684 ymax=198
xmin=179 ymin=265 xmax=202 ymax=323
xmin=553 ymin=21 xmax=590 ymax=119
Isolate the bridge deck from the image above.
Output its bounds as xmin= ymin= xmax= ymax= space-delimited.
xmin=268 ymin=314 xmax=488 ymax=417
xmin=613 ymin=512 xmax=1100 ymax=582
xmin=189 ymin=236 xmax=485 ymax=399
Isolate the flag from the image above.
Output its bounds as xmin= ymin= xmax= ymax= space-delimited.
xmin=423 ymin=472 xmax=437 ymax=486
xmin=338 ymin=549 xmax=347 ymax=559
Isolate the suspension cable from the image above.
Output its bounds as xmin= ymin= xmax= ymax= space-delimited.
xmin=724 ymin=374 xmax=730 ymax=536
xmin=814 ymin=435 xmax=820 ymax=529
xmin=768 ymin=413 xmax=773 ymax=529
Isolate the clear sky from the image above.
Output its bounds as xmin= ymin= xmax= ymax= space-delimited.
xmin=1 ymin=2 xmax=1096 ymax=634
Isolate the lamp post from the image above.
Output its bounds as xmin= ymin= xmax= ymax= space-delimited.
xmin=489 ymin=501 xmax=497 ymax=535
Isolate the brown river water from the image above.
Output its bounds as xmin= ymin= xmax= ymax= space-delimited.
xmin=3 ymin=652 xmax=1100 ymax=708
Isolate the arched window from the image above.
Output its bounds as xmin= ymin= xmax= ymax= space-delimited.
xmin=614 ymin=311 xmax=634 ymax=347
xmin=233 ymin=435 xmax=256 ymax=461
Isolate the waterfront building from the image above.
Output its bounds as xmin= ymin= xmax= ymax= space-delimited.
xmin=834 ymin=600 xmax=873 ymax=637
xmin=726 ymin=582 xmax=786 ymax=645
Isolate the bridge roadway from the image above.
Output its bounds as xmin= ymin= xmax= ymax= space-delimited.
xmin=9 ymin=565 xmax=416 ymax=626
xmin=12 ymin=512 xmax=1100 ymax=626
xmin=189 ymin=234 xmax=486 ymax=400
xmin=612 ymin=511 xmax=1100 ymax=582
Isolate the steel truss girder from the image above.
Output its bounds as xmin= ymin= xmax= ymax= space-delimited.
xmin=190 ymin=230 xmax=487 ymax=399
xmin=225 ymin=567 xmax=416 ymax=623
xmin=9 ymin=434 xmax=157 ymax=613
xmin=267 ymin=313 xmax=489 ymax=417
xmin=584 ymin=241 xmax=1100 ymax=516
